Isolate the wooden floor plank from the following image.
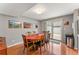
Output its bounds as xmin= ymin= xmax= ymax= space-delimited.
xmin=0 ymin=42 xmax=78 ymax=55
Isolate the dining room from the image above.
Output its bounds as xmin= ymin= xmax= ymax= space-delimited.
xmin=0 ymin=3 xmax=79 ymax=55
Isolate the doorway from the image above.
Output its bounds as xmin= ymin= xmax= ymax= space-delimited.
xmin=46 ymin=20 xmax=63 ymax=43
xmin=52 ymin=20 xmax=63 ymax=54
xmin=52 ymin=21 xmax=63 ymax=43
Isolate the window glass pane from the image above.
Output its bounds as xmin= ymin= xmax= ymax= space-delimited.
xmin=53 ymin=21 xmax=62 ymax=26
xmin=46 ymin=26 xmax=52 ymax=33
xmin=53 ymin=27 xmax=61 ymax=34
xmin=53 ymin=26 xmax=62 ymax=40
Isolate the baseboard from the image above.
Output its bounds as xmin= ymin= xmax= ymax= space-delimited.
xmin=7 ymin=42 xmax=23 ymax=48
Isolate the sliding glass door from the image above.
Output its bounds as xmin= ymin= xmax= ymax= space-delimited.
xmin=52 ymin=20 xmax=63 ymax=55
xmin=53 ymin=26 xmax=62 ymax=41
xmin=52 ymin=21 xmax=62 ymax=41
xmin=46 ymin=20 xmax=63 ymax=41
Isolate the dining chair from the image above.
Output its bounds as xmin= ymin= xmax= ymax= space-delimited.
xmin=35 ymin=32 xmax=50 ymax=54
xmin=40 ymin=35 xmax=46 ymax=52
xmin=43 ymin=31 xmax=50 ymax=49
xmin=22 ymin=35 xmax=34 ymax=54
xmin=34 ymin=35 xmax=46 ymax=54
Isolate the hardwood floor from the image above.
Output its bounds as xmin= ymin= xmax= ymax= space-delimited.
xmin=0 ymin=42 xmax=78 ymax=55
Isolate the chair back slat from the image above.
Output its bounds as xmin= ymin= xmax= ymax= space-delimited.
xmin=22 ymin=35 xmax=27 ymax=46
xmin=43 ymin=31 xmax=50 ymax=43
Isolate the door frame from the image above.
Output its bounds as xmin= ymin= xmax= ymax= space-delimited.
xmin=52 ymin=19 xmax=64 ymax=42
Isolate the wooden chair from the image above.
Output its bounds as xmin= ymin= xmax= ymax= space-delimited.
xmin=40 ymin=35 xmax=46 ymax=54
xmin=34 ymin=35 xmax=46 ymax=54
xmin=43 ymin=31 xmax=50 ymax=49
xmin=22 ymin=35 xmax=34 ymax=54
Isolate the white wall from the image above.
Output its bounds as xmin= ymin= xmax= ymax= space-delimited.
xmin=63 ymin=15 xmax=73 ymax=34
xmin=0 ymin=15 xmax=11 ymax=36
xmin=40 ymin=21 xmax=47 ymax=31
xmin=73 ymin=9 xmax=79 ymax=49
xmin=0 ymin=14 xmax=40 ymax=47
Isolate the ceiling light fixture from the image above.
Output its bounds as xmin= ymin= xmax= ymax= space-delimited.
xmin=33 ymin=6 xmax=46 ymax=14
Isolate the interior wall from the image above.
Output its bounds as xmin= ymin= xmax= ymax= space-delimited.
xmin=0 ymin=14 xmax=40 ymax=47
xmin=0 ymin=15 xmax=11 ymax=36
xmin=41 ymin=14 xmax=76 ymax=48
xmin=73 ymin=9 xmax=79 ymax=49
xmin=42 ymin=15 xmax=73 ymax=36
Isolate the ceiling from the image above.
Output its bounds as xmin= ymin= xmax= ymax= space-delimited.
xmin=0 ymin=3 xmax=36 ymax=17
xmin=0 ymin=3 xmax=79 ymax=20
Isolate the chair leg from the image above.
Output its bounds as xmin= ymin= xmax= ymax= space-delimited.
xmin=48 ymin=42 xmax=50 ymax=51
xmin=26 ymin=48 xmax=29 ymax=55
xmin=23 ymin=47 xmax=25 ymax=54
xmin=46 ymin=43 xmax=48 ymax=49
xmin=44 ymin=44 xmax=46 ymax=51
xmin=39 ymin=46 xmax=42 ymax=54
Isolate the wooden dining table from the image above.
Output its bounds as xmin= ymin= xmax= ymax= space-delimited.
xmin=26 ymin=33 xmax=44 ymax=41
xmin=26 ymin=33 xmax=44 ymax=50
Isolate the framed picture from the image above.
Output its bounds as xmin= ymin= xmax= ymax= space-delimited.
xmin=8 ymin=20 xmax=22 ymax=28
xmin=23 ymin=22 xmax=32 ymax=28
